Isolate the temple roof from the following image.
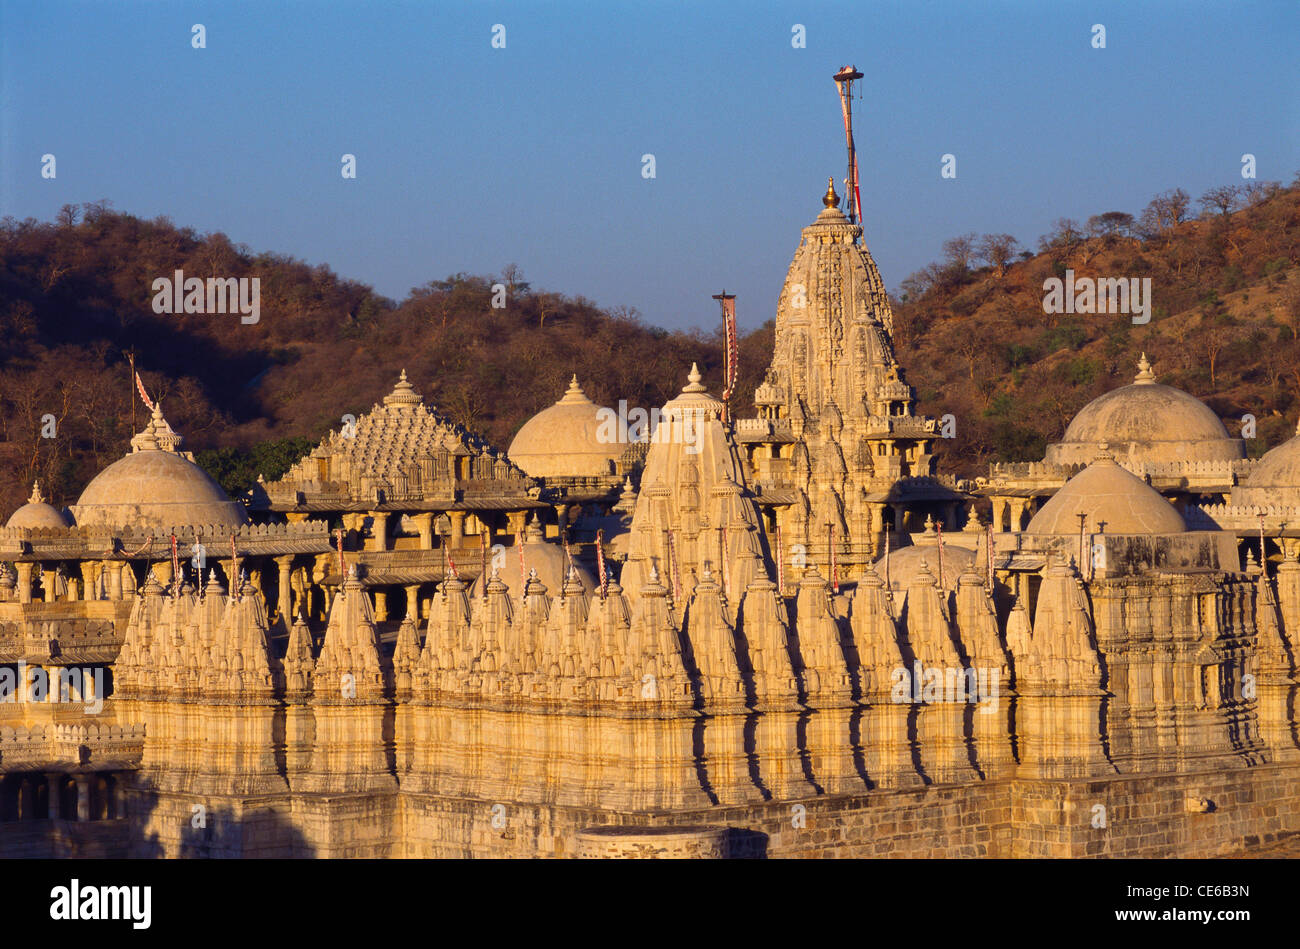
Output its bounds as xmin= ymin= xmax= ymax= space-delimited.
xmin=261 ymin=371 xmax=533 ymax=508
xmin=1027 ymin=454 xmax=1186 ymax=535
xmin=70 ymin=406 xmax=248 ymax=532
xmin=1045 ymin=355 xmax=1244 ymax=467
xmin=507 ymin=376 xmax=627 ymax=479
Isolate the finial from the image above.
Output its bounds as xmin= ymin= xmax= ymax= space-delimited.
xmin=1096 ymin=442 xmax=1114 ymax=463
xmin=682 ymin=363 xmax=707 ymax=393
xmin=559 ymin=376 xmax=590 ymax=404
xmin=1134 ymin=352 xmax=1156 ymax=384
xmin=399 ymin=368 xmax=407 ymax=382
xmin=823 ymin=177 xmax=840 ymax=209
xmin=28 ymin=480 xmax=43 ymax=505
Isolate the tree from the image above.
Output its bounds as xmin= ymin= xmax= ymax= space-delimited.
xmin=501 ymin=263 xmax=530 ymax=297
xmin=1086 ymin=211 xmax=1134 ymax=238
xmin=1199 ymin=185 xmax=1242 ymax=218
xmin=1038 ymin=218 xmax=1083 ymax=254
xmin=1137 ymin=188 xmax=1190 ymax=238
xmin=1199 ymin=319 xmax=1235 ymax=387
xmin=56 ymin=204 xmax=79 ymax=228
xmin=941 ymin=233 xmax=978 ymax=270
xmin=976 ymin=233 xmax=1019 ymax=277
xmin=1242 ymin=181 xmax=1282 ymax=207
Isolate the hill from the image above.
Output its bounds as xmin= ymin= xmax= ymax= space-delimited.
xmin=2 ymin=176 xmax=1296 ymax=516
xmin=0 ymin=205 xmax=773 ymax=513
xmin=890 ymin=177 xmax=1300 ymax=479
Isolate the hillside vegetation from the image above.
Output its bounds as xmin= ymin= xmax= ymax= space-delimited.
xmin=1 ymin=176 xmax=1296 ymax=514
xmin=891 ymin=177 xmax=1300 ymax=478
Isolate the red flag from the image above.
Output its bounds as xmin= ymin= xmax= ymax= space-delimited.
xmin=595 ymin=529 xmax=608 ymax=599
xmin=135 ymin=372 xmax=155 ymax=412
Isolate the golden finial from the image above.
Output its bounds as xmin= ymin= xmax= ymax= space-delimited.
xmin=823 ymin=177 xmax=840 ymax=209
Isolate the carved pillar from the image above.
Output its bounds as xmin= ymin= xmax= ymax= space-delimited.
xmin=275 ymin=551 xmax=293 ymax=624
xmin=107 ymin=561 xmax=123 ymax=600
xmin=368 ymin=512 xmax=389 ymax=552
xmin=75 ymin=776 xmax=90 ymax=822
xmin=373 ymin=589 xmax=389 ymax=622
xmin=413 ymin=513 xmax=435 ymax=550
xmin=405 ymin=585 xmax=419 ymax=621
xmin=449 ymin=511 xmax=466 ymax=549
xmin=507 ymin=510 xmax=526 ymax=539
xmin=45 ymin=774 xmax=61 ymax=819
xmin=15 ymin=562 xmax=32 ymax=603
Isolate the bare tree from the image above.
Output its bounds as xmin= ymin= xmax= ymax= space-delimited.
xmin=1038 ymin=218 xmax=1084 ymax=255
xmin=1199 ymin=185 xmax=1242 ymax=218
xmin=1086 ymin=211 xmax=1134 ymax=238
xmin=1138 ymin=188 xmax=1190 ymax=238
xmin=1242 ymin=181 xmax=1282 ymax=207
xmin=942 ymin=233 xmax=979 ymax=270
xmin=977 ymin=233 xmax=1019 ymax=277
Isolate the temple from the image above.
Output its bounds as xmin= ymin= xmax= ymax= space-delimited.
xmin=3 ymin=178 xmax=1300 ymax=859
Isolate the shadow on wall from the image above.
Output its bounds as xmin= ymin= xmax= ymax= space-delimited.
xmin=128 ymin=784 xmax=313 ymax=858
xmin=725 ymin=827 xmax=769 ymax=858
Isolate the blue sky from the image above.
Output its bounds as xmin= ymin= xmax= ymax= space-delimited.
xmin=3 ymin=0 xmax=1297 ymax=333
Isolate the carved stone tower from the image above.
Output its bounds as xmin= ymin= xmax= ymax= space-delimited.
xmin=736 ymin=180 xmax=961 ymax=579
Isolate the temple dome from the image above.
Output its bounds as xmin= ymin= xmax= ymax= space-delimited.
xmin=507 ymin=376 xmax=625 ymax=479
xmin=470 ymin=518 xmax=596 ymax=597
xmin=1044 ymin=354 xmax=1243 ymax=467
xmin=1027 ymin=455 xmax=1185 ymax=535
xmin=70 ymin=405 xmax=248 ymax=531
xmin=5 ymin=481 xmax=71 ymax=530
xmin=873 ymin=519 xmax=978 ymax=591
xmin=1233 ymin=421 xmax=1300 ymax=507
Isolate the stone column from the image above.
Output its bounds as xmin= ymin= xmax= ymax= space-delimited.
xmin=507 ymin=511 xmax=526 ymax=539
xmin=14 ymin=559 xmax=31 ymax=603
xmin=893 ymin=506 xmax=905 ymax=534
xmin=368 ymin=512 xmax=389 ymax=552
xmin=107 ymin=561 xmax=124 ymax=600
xmin=405 ymin=585 xmax=419 ymax=621
xmin=45 ymin=774 xmax=61 ymax=819
xmin=275 ymin=556 xmax=294 ymax=624
xmin=373 ymin=589 xmax=389 ymax=622
xmin=449 ymin=511 xmax=466 ymax=549
xmin=75 ymin=776 xmax=90 ymax=822
xmin=413 ymin=513 xmax=435 ymax=550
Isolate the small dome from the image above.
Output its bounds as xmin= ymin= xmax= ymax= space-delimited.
xmin=661 ymin=363 xmax=724 ymax=419
xmin=873 ymin=519 xmax=978 ymax=591
xmin=5 ymin=481 xmax=71 ymax=530
xmin=1044 ymin=354 xmax=1243 ymax=467
xmin=470 ymin=522 xmax=596 ymax=597
xmin=507 ymin=377 xmax=625 ymax=479
xmin=70 ymin=406 xmax=248 ymax=531
xmin=1027 ymin=455 xmax=1185 ymax=535
xmin=1234 ymin=421 xmax=1300 ymax=506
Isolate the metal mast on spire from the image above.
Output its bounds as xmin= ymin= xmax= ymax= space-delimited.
xmin=833 ymin=65 xmax=864 ymax=229
xmin=712 ymin=290 xmax=738 ymax=423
